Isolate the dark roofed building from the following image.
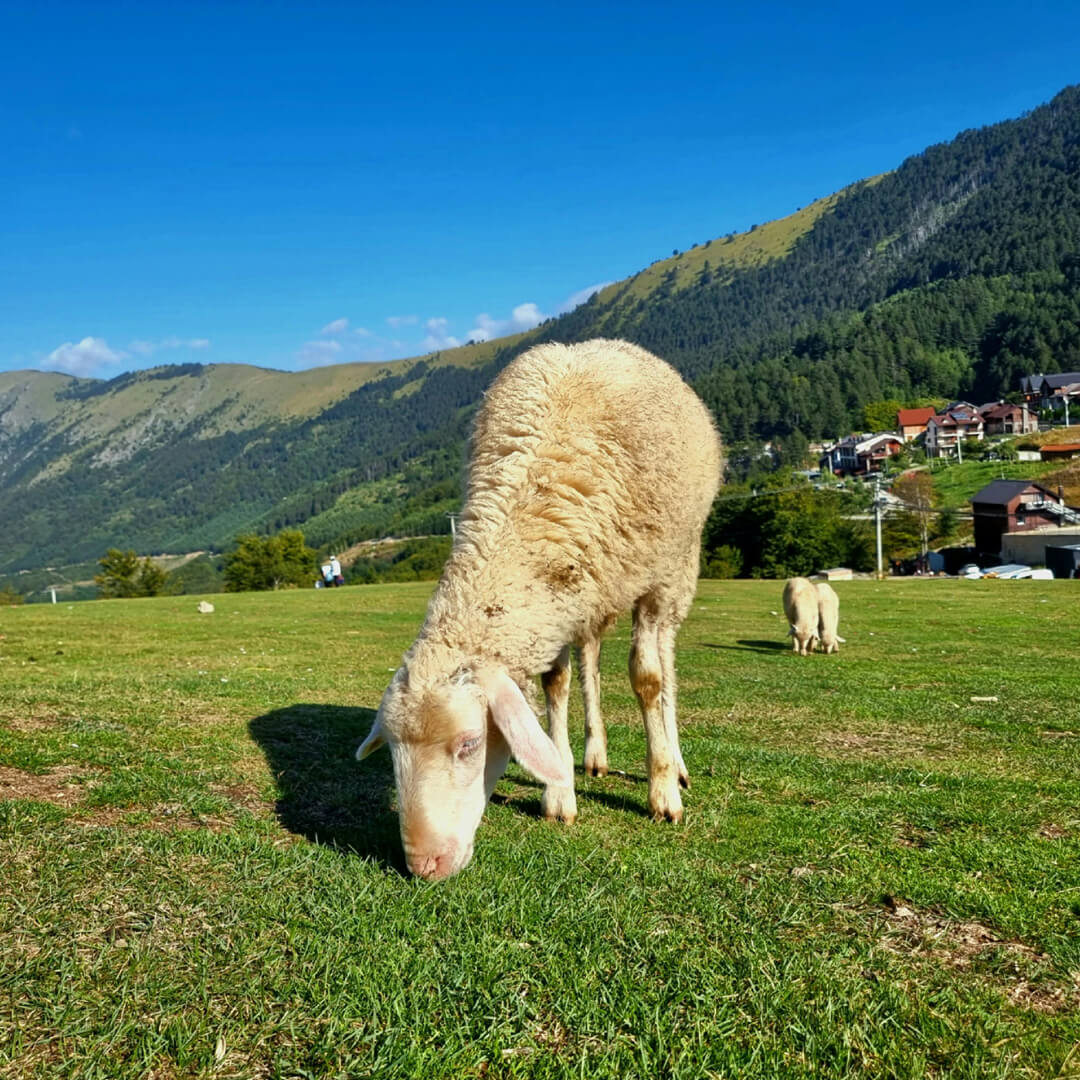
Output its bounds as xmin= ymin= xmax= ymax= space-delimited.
xmin=970 ymin=479 xmax=1077 ymax=554
xmin=1019 ymin=371 xmax=1080 ymax=412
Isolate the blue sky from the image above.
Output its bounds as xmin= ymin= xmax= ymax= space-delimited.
xmin=4 ymin=1 xmax=1080 ymax=379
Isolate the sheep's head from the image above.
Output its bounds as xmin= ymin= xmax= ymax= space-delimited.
xmin=357 ymin=660 xmax=570 ymax=880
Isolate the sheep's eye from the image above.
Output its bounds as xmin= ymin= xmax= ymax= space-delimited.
xmin=457 ymin=735 xmax=482 ymax=759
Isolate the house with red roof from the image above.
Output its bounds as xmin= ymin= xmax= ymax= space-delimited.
xmin=896 ymin=407 xmax=935 ymax=442
xmin=925 ymin=404 xmax=984 ymax=459
xmin=978 ymin=401 xmax=1038 ymax=436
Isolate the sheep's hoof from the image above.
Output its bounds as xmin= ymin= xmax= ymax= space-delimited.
xmin=648 ymin=783 xmax=683 ymax=823
xmin=583 ymin=743 xmax=608 ymax=778
xmin=541 ymin=785 xmax=577 ymax=825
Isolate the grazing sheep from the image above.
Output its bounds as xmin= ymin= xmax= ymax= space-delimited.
xmin=356 ymin=339 xmax=723 ymax=879
xmin=783 ymin=577 xmax=818 ymax=656
xmin=815 ymin=581 xmax=842 ymax=654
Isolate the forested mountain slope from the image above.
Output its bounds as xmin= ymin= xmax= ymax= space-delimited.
xmin=5 ymin=85 xmax=1080 ymax=573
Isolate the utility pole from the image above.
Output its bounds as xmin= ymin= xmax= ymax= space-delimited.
xmin=874 ymin=473 xmax=884 ymax=579
xmin=445 ymin=512 xmax=458 ymax=538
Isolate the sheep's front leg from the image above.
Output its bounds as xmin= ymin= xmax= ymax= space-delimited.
xmin=630 ymin=602 xmax=682 ymax=822
xmin=577 ymin=636 xmax=607 ymax=777
xmin=540 ymin=645 xmax=577 ymax=824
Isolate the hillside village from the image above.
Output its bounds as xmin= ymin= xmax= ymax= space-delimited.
xmin=816 ymin=370 xmax=1080 ymax=574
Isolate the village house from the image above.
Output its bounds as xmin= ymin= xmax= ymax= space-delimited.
xmin=925 ymin=403 xmax=984 ymax=458
xmin=820 ymin=432 xmax=903 ymax=476
xmin=896 ymin=406 xmax=935 ymax=442
xmin=1020 ymin=371 xmax=1080 ymax=418
xmin=970 ymin=479 xmax=1079 ymax=554
xmin=978 ymin=400 xmax=1039 ymax=436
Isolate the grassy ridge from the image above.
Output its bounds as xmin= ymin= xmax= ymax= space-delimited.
xmin=594 ymin=178 xmax=888 ymax=305
xmin=1 ymin=581 xmax=1078 ymax=1078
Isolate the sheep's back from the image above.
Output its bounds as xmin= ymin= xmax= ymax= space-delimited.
xmin=462 ymin=340 xmax=721 ymax=606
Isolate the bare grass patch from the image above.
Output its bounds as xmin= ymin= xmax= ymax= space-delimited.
xmin=73 ymin=803 xmax=237 ymax=833
xmin=0 ymin=764 xmax=98 ymax=806
xmin=874 ymin=897 xmax=1078 ymax=1013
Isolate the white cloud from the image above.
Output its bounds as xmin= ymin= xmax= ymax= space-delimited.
xmin=465 ymin=314 xmax=499 ymax=343
xmin=128 ymin=337 xmax=210 ymax=357
xmin=354 ymin=326 xmax=372 ymax=338
xmin=558 ymin=281 xmax=613 ymax=313
xmin=509 ymin=302 xmax=545 ymax=330
xmin=465 ymin=301 xmax=548 ymax=344
xmin=296 ymin=339 xmax=343 ymax=367
xmin=319 ymin=317 xmax=349 ymax=336
xmin=386 ymin=314 xmax=419 ymax=328
xmin=43 ymin=337 xmax=127 ymax=377
xmin=420 ymin=317 xmax=461 ymax=352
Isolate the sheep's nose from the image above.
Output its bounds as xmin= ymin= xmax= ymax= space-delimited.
xmin=408 ymin=851 xmax=456 ymax=881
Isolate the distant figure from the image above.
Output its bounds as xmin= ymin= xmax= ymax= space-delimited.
xmin=321 ymin=562 xmax=334 ymax=588
xmin=331 ymin=555 xmax=344 ymax=586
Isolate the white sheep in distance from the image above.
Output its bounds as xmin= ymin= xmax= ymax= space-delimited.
xmin=815 ymin=581 xmax=842 ymax=653
xmin=783 ymin=577 xmax=818 ymax=656
xmin=356 ymin=338 xmax=723 ymax=879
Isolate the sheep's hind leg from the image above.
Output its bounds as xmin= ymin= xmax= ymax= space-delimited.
xmin=630 ymin=600 xmax=682 ymax=823
xmin=540 ymin=645 xmax=577 ymax=824
xmin=659 ymin=621 xmax=689 ymax=790
xmin=578 ymin=636 xmax=607 ymax=777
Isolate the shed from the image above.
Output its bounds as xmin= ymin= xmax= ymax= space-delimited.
xmin=1045 ymin=544 xmax=1080 ymax=579
xmin=1040 ymin=443 xmax=1080 ymax=461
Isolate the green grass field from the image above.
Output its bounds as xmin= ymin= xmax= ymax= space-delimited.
xmin=926 ymin=458 xmax=1065 ymax=511
xmin=1 ymin=581 xmax=1078 ymax=1079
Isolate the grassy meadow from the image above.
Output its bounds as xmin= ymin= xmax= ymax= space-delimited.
xmin=1 ymin=580 xmax=1078 ymax=1079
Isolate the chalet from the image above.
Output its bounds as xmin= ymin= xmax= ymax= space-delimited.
xmin=1019 ymin=374 xmax=1042 ymax=404
xmin=970 ymin=479 xmax=1080 ymax=555
xmin=896 ymin=407 xmax=935 ymax=442
xmin=820 ymin=432 xmax=903 ymax=476
xmin=1019 ymin=371 xmax=1080 ymax=414
xmin=978 ymin=401 xmax=1038 ymax=436
xmin=1044 ymin=378 xmax=1080 ymax=424
xmin=924 ymin=404 xmax=984 ymax=458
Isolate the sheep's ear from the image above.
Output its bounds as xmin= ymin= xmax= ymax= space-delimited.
xmin=356 ymin=721 xmax=386 ymax=761
xmin=477 ymin=667 xmax=571 ymax=787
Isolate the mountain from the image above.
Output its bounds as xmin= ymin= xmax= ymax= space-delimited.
xmin=6 ymin=84 xmax=1080 ymax=576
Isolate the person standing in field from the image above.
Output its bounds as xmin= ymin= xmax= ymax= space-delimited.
xmin=331 ymin=555 xmax=343 ymax=586
xmin=321 ymin=561 xmax=334 ymax=588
